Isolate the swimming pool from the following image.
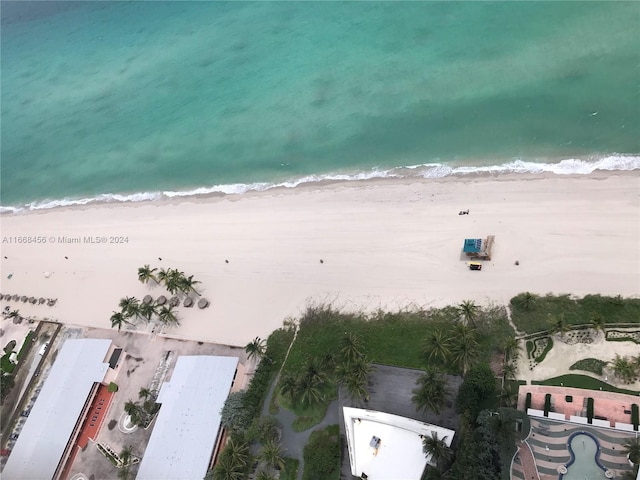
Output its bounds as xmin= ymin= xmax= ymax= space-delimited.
xmin=560 ymin=431 xmax=611 ymax=480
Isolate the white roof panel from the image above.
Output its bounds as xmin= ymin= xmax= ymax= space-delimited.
xmin=3 ymin=338 xmax=111 ymax=480
xmin=343 ymin=407 xmax=455 ymax=480
xmin=136 ymin=355 xmax=239 ymax=480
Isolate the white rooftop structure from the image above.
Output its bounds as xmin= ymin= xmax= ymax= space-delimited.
xmin=343 ymin=407 xmax=455 ymax=480
xmin=3 ymin=338 xmax=111 ymax=480
xmin=136 ymin=355 xmax=239 ymax=480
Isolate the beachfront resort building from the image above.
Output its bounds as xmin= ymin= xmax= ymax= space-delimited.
xmin=135 ymin=355 xmax=239 ymax=480
xmin=343 ymin=407 xmax=455 ymax=480
xmin=2 ymin=338 xmax=122 ymax=480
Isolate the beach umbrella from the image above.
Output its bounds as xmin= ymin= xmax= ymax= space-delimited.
xmin=29 ymin=297 xmax=37 ymax=304
xmin=47 ymin=298 xmax=57 ymax=306
xmin=183 ymin=297 xmax=194 ymax=308
xmin=20 ymin=296 xmax=28 ymax=302
xmin=142 ymin=295 xmax=153 ymax=305
xmin=197 ymin=298 xmax=210 ymax=309
xmin=169 ymin=296 xmax=180 ymax=307
xmin=12 ymin=295 xmax=19 ymax=301
xmin=156 ymin=295 xmax=167 ymax=306
xmin=44 ymin=272 xmax=51 ymax=278
xmin=38 ymin=298 xmax=46 ymax=305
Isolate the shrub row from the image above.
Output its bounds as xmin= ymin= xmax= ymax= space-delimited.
xmin=587 ymin=398 xmax=594 ymax=423
xmin=543 ymin=394 xmax=551 ymax=416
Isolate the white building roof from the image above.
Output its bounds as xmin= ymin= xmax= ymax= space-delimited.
xmin=136 ymin=355 xmax=239 ymax=480
xmin=343 ymin=407 xmax=455 ymax=480
xmin=3 ymin=338 xmax=111 ymax=480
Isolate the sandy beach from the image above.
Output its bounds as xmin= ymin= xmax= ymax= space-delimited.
xmin=0 ymin=172 xmax=638 ymax=347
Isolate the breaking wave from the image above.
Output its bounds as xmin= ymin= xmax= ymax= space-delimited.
xmin=2 ymin=154 xmax=638 ymax=213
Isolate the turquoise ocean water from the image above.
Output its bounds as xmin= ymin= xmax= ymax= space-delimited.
xmin=1 ymin=1 xmax=639 ymax=211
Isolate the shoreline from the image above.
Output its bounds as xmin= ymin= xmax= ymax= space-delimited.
xmin=2 ymin=155 xmax=639 ymax=214
xmin=1 ymin=171 xmax=638 ymax=346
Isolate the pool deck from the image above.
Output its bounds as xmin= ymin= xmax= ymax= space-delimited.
xmin=518 ymin=417 xmax=636 ymax=480
xmin=514 ymin=385 xmax=640 ymax=480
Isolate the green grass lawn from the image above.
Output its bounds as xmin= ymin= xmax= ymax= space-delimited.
xmin=532 ymin=374 xmax=639 ymax=395
xmin=511 ymin=293 xmax=640 ymax=334
xmin=283 ymin=305 xmax=513 ymax=375
xmin=1 ymin=353 xmax=15 ymax=373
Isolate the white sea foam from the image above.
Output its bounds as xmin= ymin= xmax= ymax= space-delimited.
xmin=2 ymin=155 xmax=638 ymax=213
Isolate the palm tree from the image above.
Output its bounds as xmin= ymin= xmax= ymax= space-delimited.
xmin=245 ymin=337 xmax=266 ymax=361
xmin=520 ymin=292 xmax=536 ymax=311
xmin=502 ymin=336 xmax=521 ymax=363
xmin=213 ymin=453 xmax=243 ymax=480
xmin=178 ymin=274 xmax=201 ymax=296
xmin=117 ymin=444 xmax=134 ymax=480
xmin=259 ymin=439 xmax=285 ymax=471
xmin=255 ymin=470 xmax=278 ymax=480
xmin=340 ymin=332 xmax=364 ymax=365
xmin=591 ymin=314 xmax=606 ymax=335
xmin=110 ymin=311 xmax=131 ymax=331
xmin=279 ymin=375 xmax=298 ymax=403
xmin=458 ymin=300 xmax=479 ymax=327
xmin=225 ymin=437 xmax=249 ymax=470
xmin=344 ymin=374 xmax=370 ymax=403
xmin=123 ymin=400 xmax=142 ymax=426
xmin=139 ymin=387 xmax=152 ymax=400
xmin=119 ymin=444 xmax=133 ymax=466
xmin=499 ymin=385 xmax=518 ymax=408
xmin=613 ymin=355 xmax=637 ymax=384
xmin=350 ymin=356 xmax=376 ymax=382
xmin=423 ymin=328 xmax=450 ymax=366
xmin=422 ymin=431 xmax=452 ymax=471
xmin=548 ymin=314 xmax=569 ymax=339
xmin=165 ymin=269 xmax=185 ymax=295
xmin=412 ymin=367 xmax=449 ymax=415
xmin=137 ymin=264 xmax=157 ymax=284
xmin=139 ymin=302 xmax=156 ymax=322
xmin=501 ymin=362 xmax=517 ymax=381
xmin=449 ymin=323 xmax=478 ymax=374
xmin=157 ymin=306 xmax=179 ymax=326
xmin=157 ymin=268 xmax=171 ymax=286
xmin=298 ymin=374 xmax=323 ymax=405
xmin=623 ymin=437 xmax=640 ymax=465
xmin=318 ymin=353 xmax=336 ymax=373
xmin=303 ymin=358 xmax=328 ymax=386
xmin=119 ymin=297 xmax=140 ymax=319
xmin=8 ymin=310 xmax=20 ymax=320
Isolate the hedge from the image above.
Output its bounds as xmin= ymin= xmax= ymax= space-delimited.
xmin=544 ymin=394 xmax=551 ymax=416
xmin=535 ymin=337 xmax=554 ymax=364
xmin=17 ymin=331 xmax=35 ymax=361
xmin=632 ymin=404 xmax=639 ymax=431
xmin=587 ymin=398 xmax=594 ymax=423
xmin=525 ymin=392 xmax=531 ymax=411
